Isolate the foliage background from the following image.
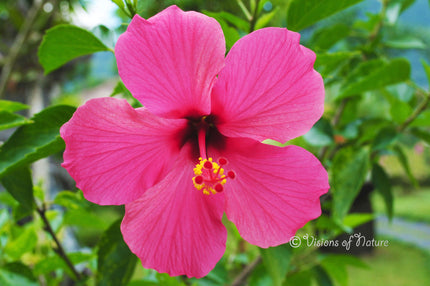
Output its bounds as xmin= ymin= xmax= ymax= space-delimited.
xmin=1 ymin=0 xmax=430 ymax=285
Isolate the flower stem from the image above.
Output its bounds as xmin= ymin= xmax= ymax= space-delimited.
xmin=36 ymin=205 xmax=82 ymax=281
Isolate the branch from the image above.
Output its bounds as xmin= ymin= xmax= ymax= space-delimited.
xmin=319 ymin=0 xmax=388 ymax=161
xmin=236 ymin=0 xmax=252 ymax=21
xmin=369 ymin=0 xmax=387 ymax=42
xmin=318 ymin=98 xmax=349 ymax=161
xmin=231 ymin=256 xmax=262 ymax=286
xmin=36 ymin=206 xmax=82 ymax=281
xmin=398 ymin=91 xmax=430 ymax=132
xmin=249 ymin=0 xmax=261 ymax=33
xmin=0 ymin=0 xmax=46 ymax=99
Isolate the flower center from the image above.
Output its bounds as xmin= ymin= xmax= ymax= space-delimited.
xmin=190 ymin=119 xmax=235 ymax=195
xmin=192 ymin=157 xmax=235 ymax=195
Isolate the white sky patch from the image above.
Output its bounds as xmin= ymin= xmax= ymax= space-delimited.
xmin=71 ymin=0 xmax=121 ymax=29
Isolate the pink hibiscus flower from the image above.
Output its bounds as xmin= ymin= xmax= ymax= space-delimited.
xmin=60 ymin=5 xmax=329 ymax=278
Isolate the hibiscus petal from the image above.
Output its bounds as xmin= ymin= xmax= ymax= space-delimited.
xmin=121 ymin=144 xmax=226 ymax=278
xmin=212 ymin=27 xmax=324 ymax=143
xmin=209 ymin=137 xmax=329 ymax=248
xmin=116 ymin=5 xmax=225 ymax=119
xmin=60 ymin=97 xmax=187 ymax=205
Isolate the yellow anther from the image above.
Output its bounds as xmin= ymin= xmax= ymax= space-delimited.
xmin=192 ymin=157 xmax=231 ymax=195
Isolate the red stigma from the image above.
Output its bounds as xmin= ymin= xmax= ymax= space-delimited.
xmin=203 ymin=161 xmax=213 ymax=169
xmin=227 ymin=170 xmax=236 ymax=179
xmin=214 ymin=184 xmax=224 ymax=193
xmin=194 ymin=175 xmax=203 ymax=184
xmin=192 ymin=157 xmax=236 ymax=195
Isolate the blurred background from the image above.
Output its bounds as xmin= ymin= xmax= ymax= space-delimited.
xmin=0 ymin=0 xmax=429 ymax=285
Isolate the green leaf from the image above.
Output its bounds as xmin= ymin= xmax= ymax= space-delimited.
xmin=111 ymin=0 xmax=125 ymax=10
xmin=33 ymin=185 xmax=45 ymax=202
xmin=411 ymin=128 xmax=430 ymax=145
xmin=338 ymin=59 xmax=411 ymax=99
xmin=398 ymin=0 xmax=416 ymax=12
xmin=313 ymin=266 xmax=334 ymax=286
xmin=217 ymin=18 xmax=241 ymax=49
xmin=357 ymin=119 xmax=390 ymax=145
xmin=0 ymin=209 xmax=9 ymax=229
xmin=385 ymin=37 xmax=426 ymax=49
xmin=194 ymin=258 xmax=229 ymax=285
xmin=97 ymin=219 xmax=137 ymax=286
xmin=0 ymin=269 xmax=37 ymax=286
xmin=110 ymin=80 xmax=132 ymax=98
xmin=392 ymin=145 xmax=418 ymax=188
xmin=385 ymin=0 xmax=416 ymax=24
xmin=248 ymin=262 xmax=272 ymax=286
xmin=260 ymin=244 xmax=292 ymax=286
xmin=315 ymin=215 xmax=339 ymax=232
xmin=303 ymin=118 xmax=334 ymax=147
xmin=2 ymin=262 xmax=36 ymax=283
xmin=371 ymin=164 xmax=393 ymax=219
xmin=0 ymin=100 xmax=29 ymax=112
xmin=63 ymin=209 xmax=109 ymax=230
xmin=342 ymin=213 xmax=374 ymax=230
xmin=287 ymin=0 xmax=364 ymax=31
xmin=4 ymin=226 xmax=37 ymax=260
xmin=54 ymin=190 xmax=89 ymax=210
xmin=331 ymin=147 xmax=370 ymax=222
xmin=127 ymin=281 xmax=158 ymax=286
xmin=386 ymin=83 xmax=414 ymax=102
xmin=410 ymin=110 xmax=430 ymax=127
xmin=385 ymin=2 xmax=402 ymax=24
xmin=315 ymin=51 xmax=361 ymax=76
xmin=316 ymin=52 xmax=361 ymax=67
xmin=311 ymin=24 xmax=350 ymax=51
xmin=78 ymin=0 xmax=88 ymax=10
xmin=110 ymin=80 xmax=142 ymax=108
xmin=156 ymin=273 xmax=183 ymax=286
xmin=371 ymin=126 xmax=398 ymax=151
xmin=0 ymin=105 xmax=76 ymax=177
xmin=354 ymin=13 xmax=381 ymax=32
xmin=339 ymin=119 xmax=362 ymax=140
xmin=0 ymin=111 xmax=32 ymax=131
xmin=34 ymin=252 xmax=94 ymax=275
xmin=0 ymin=192 xmax=19 ymax=210
xmin=12 ymin=203 xmax=33 ymax=222
xmin=421 ymin=59 xmax=430 ymax=86
xmin=284 ymin=269 xmax=313 ymax=286
xmin=200 ymin=12 xmax=241 ymax=49
xmin=203 ymin=11 xmax=249 ymax=31
xmin=38 ymin=25 xmax=111 ymax=74
xmin=343 ymin=59 xmax=385 ymax=83
xmin=255 ymin=7 xmax=280 ymax=30
xmin=320 ymin=254 xmax=367 ymax=286
xmin=383 ymin=90 xmax=413 ymax=123
xmin=0 ymin=166 xmax=34 ymax=210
